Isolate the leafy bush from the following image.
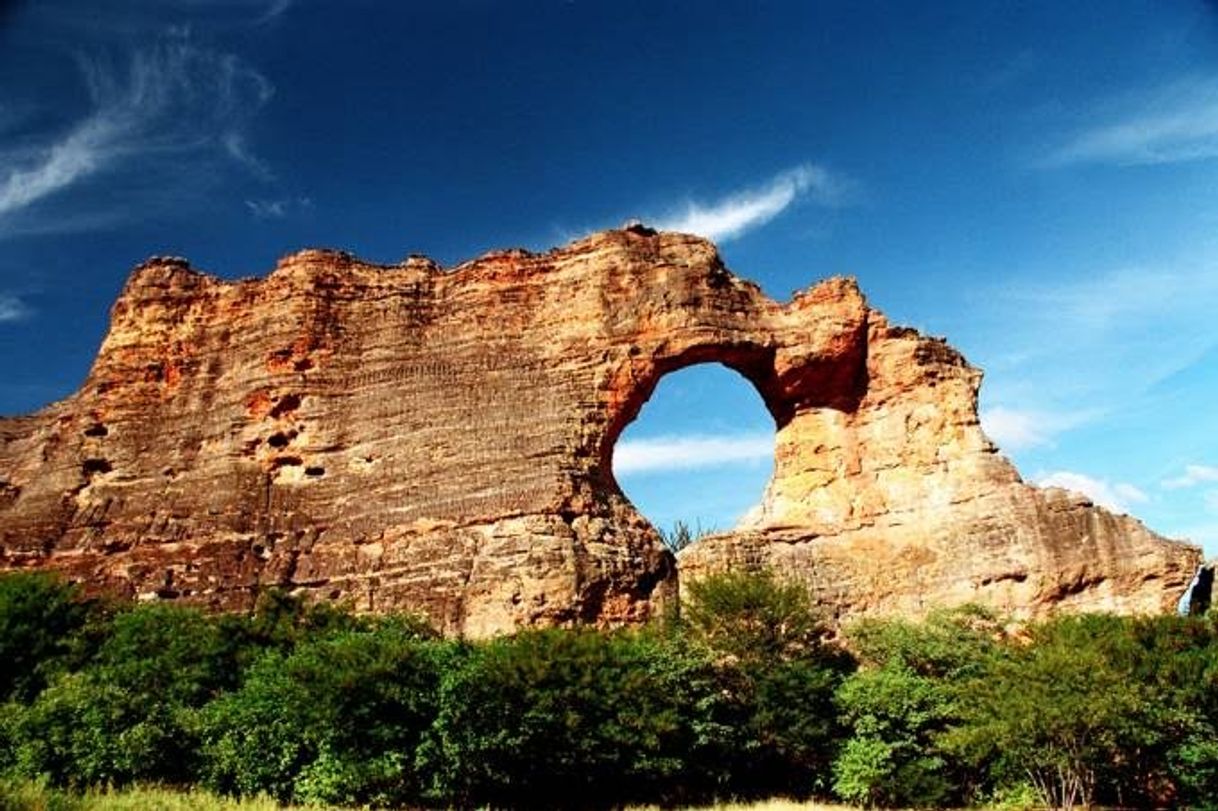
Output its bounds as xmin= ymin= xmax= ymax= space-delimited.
xmin=200 ymin=623 xmax=446 ymax=807
xmin=420 ymin=627 xmax=738 ymax=808
xmin=6 ymin=568 xmax=1218 ymax=810
xmin=681 ymin=570 xmax=852 ymax=798
xmin=682 ymin=569 xmax=826 ymax=663
xmin=740 ymin=655 xmax=849 ymax=798
xmin=946 ymin=613 xmax=1218 ymax=810
xmin=831 ymin=608 xmax=1003 ymax=807
xmin=0 ymin=573 xmax=91 ymax=703
xmin=6 ymin=602 xmax=236 ymax=787
xmin=832 ymin=662 xmax=955 ymax=807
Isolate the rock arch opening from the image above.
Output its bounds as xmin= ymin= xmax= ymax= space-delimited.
xmin=610 ymin=363 xmax=776 ymax=551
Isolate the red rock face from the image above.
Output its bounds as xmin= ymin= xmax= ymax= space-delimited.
xmin=0 ymin=228 xmax=1200 ymax=634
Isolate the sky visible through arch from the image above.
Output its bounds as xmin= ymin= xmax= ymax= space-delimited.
xmin=0 ymin=1 xmax=1216 ymax=554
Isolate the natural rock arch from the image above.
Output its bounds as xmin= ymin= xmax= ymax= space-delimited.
xmin=0 ymin=227 xmax=1200 ymax=636
xmin=608 ymin=361 xmax=778 ymax=539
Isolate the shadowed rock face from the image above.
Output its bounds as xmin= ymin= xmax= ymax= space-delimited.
xmin=0 ymin=228 xmax=1200 ymax=634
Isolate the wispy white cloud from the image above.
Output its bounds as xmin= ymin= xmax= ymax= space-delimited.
xmin=223 ymin=132 xmax=274 ymax=180
xmin=1036 ymin=470 xmax=1148 ymax=515
xmin=980 ymin=406 xmax=1094 ymax=451
xmin=1163 ymin=464 xmax=1218 ymax=490
xmin=972 ymin=255 xmax=1218 ymax=408
xmin=0 ymin=294 xmax=30 ymax=323
xmin=0 ymin=30 xmax=274 ymax=227
xmin=614 ymin=433 xmax=774 ymax=475
xmin=245 ymin=196 xmax=311 ymax=219
xmin=653 ymin=164 xmax=851 ymax=243
xmin=255 ymin=0 xmax=293 ymax=23
xmin=1044 ymin=76 xmax=1218 ymax=167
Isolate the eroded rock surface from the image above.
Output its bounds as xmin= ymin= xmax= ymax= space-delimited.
xmin=0 ymin=228 xmax=1199 ymax=634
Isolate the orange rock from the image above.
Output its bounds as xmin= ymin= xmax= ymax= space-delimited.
xmin=0 ymin=229 xmax=1199 ymax=634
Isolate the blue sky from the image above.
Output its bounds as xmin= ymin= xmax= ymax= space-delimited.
xmin=1 ymin=1 xmax=1216 ymax=554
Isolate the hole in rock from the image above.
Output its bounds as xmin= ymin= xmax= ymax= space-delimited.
xmin=82 ymin=458 xmax=113 ymax=476
xmin=269 ymin=394 xmax=303 ymax=418
xmin=83 ymin=424 xmax=108 ymax=438
xmin=611 ymin=363 xmax=775 ymax=553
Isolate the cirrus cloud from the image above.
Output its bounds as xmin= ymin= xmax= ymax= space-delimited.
xmin=614 ymin=433 xmax=774 ymax=475
xmin=653 ymin=164 xmax=852 ymax=243
xmin=1044 ymin=76 xmax=1218 ymax=167
xmin=0 ymin=30 xmax=274 ymax=229
xmin=1162 ymin=464 xmax=1218 ymax=491
xmin=1036 ymin=470 xmax=1148 ymax=515
xmin=0 ymin=294 xmax=30 ymax=323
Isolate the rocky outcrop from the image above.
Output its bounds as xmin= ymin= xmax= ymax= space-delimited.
xmin=0 ymin=228 xmax=1200 ymax=634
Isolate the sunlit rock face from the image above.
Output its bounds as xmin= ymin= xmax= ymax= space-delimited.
xmin=0 ymin=228 xmax=1199 ymax=635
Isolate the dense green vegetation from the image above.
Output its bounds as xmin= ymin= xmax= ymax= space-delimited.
xmin=1 ymin=569 xmax=1216 ymax=810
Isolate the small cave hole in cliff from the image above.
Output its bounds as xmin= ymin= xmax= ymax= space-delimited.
xmin=611 ymin=363 xmax=775 ymax=552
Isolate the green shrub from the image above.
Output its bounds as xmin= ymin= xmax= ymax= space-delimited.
xmin=682 ymin=569 xmax=826 ymax=663
xmin=0 ymin=573 xmax=91 ymax=703
xmin=831 ymin=608 xmax=1002 ymax=808
xmin=420 ymin=627 xmax=737 ymax=808
xmin=5 ymin=602 xmax=237 ymax=787
xmin=200 ymin=624 xmax=447 ymax=807
xmin=832 ymin=663 xmax=954 ymax=807
xmin=946 ymin=613 xmax=1216 ymax=810
xmin=7 ymin=672 xmax=193 ymax=787
xmin=740 ymin=655 xmax=849 ymax=798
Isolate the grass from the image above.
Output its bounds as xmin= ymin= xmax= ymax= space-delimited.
xmin=633 ymin=798 xmax=842 ymax=803
xmin=0 ymin=781 xmax=296 ymax=811
xmin=0 ymin=781 xmax=852 ymax=811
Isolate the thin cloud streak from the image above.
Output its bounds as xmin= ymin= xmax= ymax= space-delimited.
xmin=653 ymin=164 xmax=849 ymax=242
xmin=0 ymin=31 xmax=273 ymax=224
xmin=1036 ymin=470 xmax=1148 ymax=515
xmin=245 ymin=196 xmax=311 ymax=219
xmin=1045 ymin=76 xmax=1218 ymax=167
xmin=981 ymin=406 xmax=1094 ymax=451
xmin=1163 ymin=464 xmax=1218 ymax=490
xmin=972 ymin=255 xmax=1218 ymax=408
xmin=614 ymin=433 xmax=774 ymax=475
xmin=0 ymin=294 xmax=30 ymax=323
xmin=255 ymin=0 xmax=293 ymax=23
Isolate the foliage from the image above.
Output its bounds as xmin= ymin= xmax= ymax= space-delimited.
xmin=200 ymin=623 xmax=446 ymax=807
xmin=0 ymin=573 xmax=91 ymax=703
xmin=832 ymin=663 xmax=953 ymax=808
xmin=683 ymin=569 xmax=827 ymax=663
xmin=419 ymin=626 xmax=740 ymax=808
xmin=946 ymin=612 xmax=1218 ymax=810
xmin=5 ymin=602 xmax=237 ymax=787
xmin=658 ymin=519 xmax=716 ymax=554
xmin=831 ymin=607 xmax=1005 ymax=808
xmin=5 ymin=569 xmax=1218 ymax=810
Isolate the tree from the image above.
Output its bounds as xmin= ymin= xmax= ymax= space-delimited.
xmin=0 ymin=572 xmax=90 ymax=703
xmin=419 ymin=627 xmax=736 ymax=808
xmin=682 ymin=569 xmax=826 ymax=663
xmin=945 ymin=614 xmax=1160 ymax=810
xmin=832 ymin=607 xmax=1004 ymax=808
xmin=201 ymin=625 xmax=447 ymax=807
xmin=6 ymin=602 xmax=235 ymax=787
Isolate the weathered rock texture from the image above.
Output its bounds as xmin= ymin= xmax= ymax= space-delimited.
xmin=0 ymin=228 xmax=1200 ymax=634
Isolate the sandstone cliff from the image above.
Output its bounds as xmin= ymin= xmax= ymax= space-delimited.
xmin=0 ymin=228 xmax=1200 ymax=634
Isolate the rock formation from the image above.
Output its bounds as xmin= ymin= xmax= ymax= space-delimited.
xmin=0 ymin=228 xmax=1200 ymax=634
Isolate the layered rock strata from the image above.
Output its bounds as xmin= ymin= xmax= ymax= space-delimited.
xmin=0 ymin=228 xmax=1200 ymax=634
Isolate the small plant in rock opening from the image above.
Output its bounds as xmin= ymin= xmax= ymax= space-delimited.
xmin=658 ymin=519 xmax=717 ymax=554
